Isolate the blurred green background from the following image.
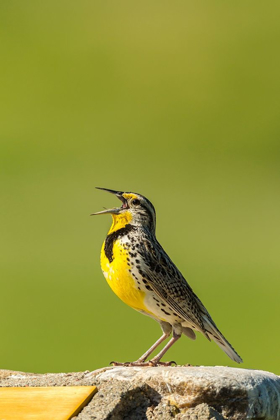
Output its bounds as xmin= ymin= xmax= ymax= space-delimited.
xmin=1 ymin=1 xmax=279 ymax=374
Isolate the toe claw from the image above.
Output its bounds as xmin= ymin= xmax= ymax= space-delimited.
xmin=148 ymin=360 xmax=177 ymax=367
xmin=110 ymin=360 xmax=178 ymax=367
xmin=110 ymin=361 xmax=129 ymax=366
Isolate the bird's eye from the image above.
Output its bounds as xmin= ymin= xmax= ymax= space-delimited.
xmin=132 ymin=199 xmax=140 ymax=206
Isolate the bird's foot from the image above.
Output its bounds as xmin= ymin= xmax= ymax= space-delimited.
xmin=110 ymin=361 xmax=129 ymax=366
xmin=127 ymin=360 xmax=177 ymax=367
xmin=110 ymin=360 xmax=177 ymax=367
xmin=148 ymin=360 xmax=177 ymax=367
xmin=110 ymin=361 xmax=152 ymax=367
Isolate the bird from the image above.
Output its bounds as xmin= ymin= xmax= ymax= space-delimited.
xmin=92 ymin=187 xmax=243 ymax=366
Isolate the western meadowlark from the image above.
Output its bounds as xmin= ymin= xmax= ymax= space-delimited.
xmin=92 ymin=187 xmax=242 ymax=366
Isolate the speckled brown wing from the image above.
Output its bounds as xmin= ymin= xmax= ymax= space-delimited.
xmin=137 ymin=233 xmax=210 ymax=337
xmin=137 ymin=231 xmax=243 ymax=364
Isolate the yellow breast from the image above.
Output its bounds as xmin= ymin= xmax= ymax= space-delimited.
xmin=100 ymin=239 xmax=150 ymax=313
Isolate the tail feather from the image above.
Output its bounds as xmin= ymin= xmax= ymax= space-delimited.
xmin=203 ymin=316 xmax=243 ymax=364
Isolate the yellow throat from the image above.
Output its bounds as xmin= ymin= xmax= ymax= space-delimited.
xmin=107 ymin=211 xmax=133 ymax=234
xmin=100 ymin=211 xmax=151 ymax=314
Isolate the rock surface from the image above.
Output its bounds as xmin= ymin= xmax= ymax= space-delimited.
xmin=0 ymin=366 xmax=279 ymax=419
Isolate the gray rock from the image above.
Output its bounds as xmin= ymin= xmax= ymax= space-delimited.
xmin=0 ymin=366 xmax=279 ymax=419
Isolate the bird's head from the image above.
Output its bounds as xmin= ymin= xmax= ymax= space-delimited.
xmin=92 ymin=187 xmax=156 ymax=233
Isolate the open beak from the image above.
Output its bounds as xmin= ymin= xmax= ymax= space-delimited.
xmin=91 ymin=187 xmax=127 ymax=216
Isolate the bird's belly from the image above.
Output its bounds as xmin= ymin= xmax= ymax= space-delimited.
xmin=143 ymin=292 xmax=183 ymax=324
xmin=100 ymin=241 xmax=151 ymax=314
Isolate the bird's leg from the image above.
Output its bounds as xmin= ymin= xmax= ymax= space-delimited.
xmin=110 ymin=322 xmax=172 ymax=367
xmin=111 ymin=334 xmax=179 ymax=367
xmin=135 ymin=331 xmax=170 ymax=363
xmin=111 ymin=333 xmax=170 ymax=367
xmin=135 ymin=321 xmax=172 ymax=364
xmin=149 ymin=331 xmax=181 ymax=366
